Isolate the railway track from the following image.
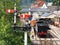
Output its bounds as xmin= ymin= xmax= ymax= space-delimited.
xmin=30 ymin=25 xmax=60 ymax=45
xmin=31 ymin=38 xmax=60 ymax=45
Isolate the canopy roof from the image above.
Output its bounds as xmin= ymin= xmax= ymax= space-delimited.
xmin=53 ymin=11 xmax=60 ymax=17
xmin=20 ymin=8 xmax=57 ymax=18
xmin=20 ymin=8 xmax=50 ymax=12
xmin=41 ymin=14 xmax=56 ymax=18
xmin=42 ymin=13 xmax=52 ymax=17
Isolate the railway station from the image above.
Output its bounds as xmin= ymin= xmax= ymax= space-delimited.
xmin=4 ymin=0 xmax=60 ymax=45
xmin=19 ymin=0 xmax=60 ymax=45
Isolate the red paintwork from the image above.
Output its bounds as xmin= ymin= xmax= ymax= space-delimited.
xmin=6 ymin=9 xmax=14 ymax=13
xmin=20 ymin=14 xmax=30 ymax=19
xmin=38 ymin=32 xmax=47 ymax=35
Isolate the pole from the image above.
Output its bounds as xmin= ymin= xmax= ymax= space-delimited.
xmin=14 ymin=3 xmax=17 ymax=25
xmin=29 ymin=8 xmax=31 ymax=15
xmin=24 ymin=32 xmax=27 ymax=45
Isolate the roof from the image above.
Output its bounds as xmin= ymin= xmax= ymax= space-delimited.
xmin=41 ymin=13 xmax=56 ymax=18
xmin=53 ymin=11 xmax=60 ymax=17
xmin=31 ymin=8 xmax=49 ymax=12
xmin=42 ymin=13 xmax=52 ymax=17
xmin=20 ymin=8 xmax=30 ymax=12
xmin=20 ymin=8 xmax=50 ymax=12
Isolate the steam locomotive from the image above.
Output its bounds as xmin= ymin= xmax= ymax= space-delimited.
xmin=36 ymin=18 xmax=54 ymax=37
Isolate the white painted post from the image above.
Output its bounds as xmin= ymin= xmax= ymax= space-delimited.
xmin=24 ymin=32 xmax=27 ymax=45
xmin=29 ymin=8 xmax=31 ymax=15
xmin=14 ymin=3 xmax=17 ymax=24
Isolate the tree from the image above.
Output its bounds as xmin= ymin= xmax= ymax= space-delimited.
xmin=0 ymin=0 xmax=24 ymax=45
xmin=52 ymin=0 xmax=60 ymax=10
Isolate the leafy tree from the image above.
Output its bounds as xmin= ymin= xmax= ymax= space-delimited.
xmin=0 ymin=0 xmax=25 ymax=45
xmin=53 ymin=0 xmax=60 ymax=6
xmin=52 ymin=0 xmax=60 ymax=10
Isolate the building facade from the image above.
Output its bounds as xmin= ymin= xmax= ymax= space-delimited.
xmin=20 ymin=0 xmax=53 ymax=7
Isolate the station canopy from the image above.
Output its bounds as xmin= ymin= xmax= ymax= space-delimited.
xmin=53 ymin=11 xmax=60 ymax=17
xmin=41 ymin=14 xmax=56 ymax=18
xmin=20 ymin=8 xmax=50 ymax=12
xmin=42 ymin=13 xmax=52 ymax=17
xmin=20 ymin=8 xmax=56 ymax=18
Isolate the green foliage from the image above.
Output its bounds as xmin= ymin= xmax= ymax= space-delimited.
xmin=0 ymin=0 xmax=25 ymax=45
xmin=0 ymin=0 xmax=31 ymax=45
xmin=52 ymin=0 xmax=60 ymax=6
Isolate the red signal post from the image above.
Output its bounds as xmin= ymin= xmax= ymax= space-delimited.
xmin=6 ymin=9 xmax=15 ymax=13
xmin=19 ymin=13 xmax=30 ymax=19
